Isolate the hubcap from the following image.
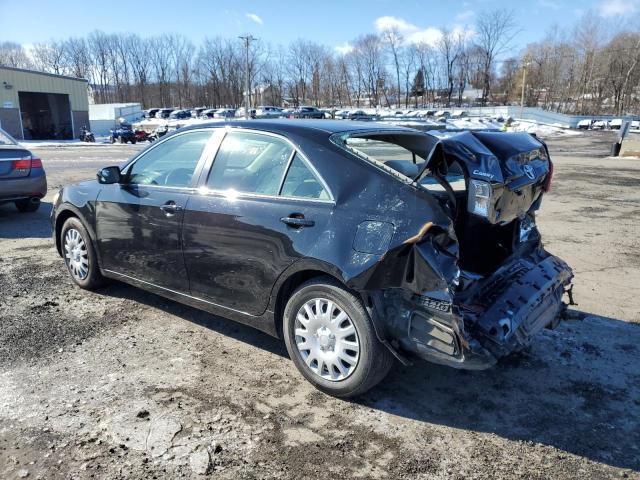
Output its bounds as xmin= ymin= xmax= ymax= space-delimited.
xmin=294 ymin=298 xmax=360 ymax=381
xmin=64 ymin=228 xmax=89 ymax=280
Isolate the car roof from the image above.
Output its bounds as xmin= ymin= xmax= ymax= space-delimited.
xmin=182 ymin=119 xmax=416 ymax=136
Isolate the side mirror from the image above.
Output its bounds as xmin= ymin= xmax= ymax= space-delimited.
xmin=97 ymin=166 xmax=122 ymax=184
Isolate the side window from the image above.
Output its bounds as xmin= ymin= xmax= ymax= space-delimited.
xmin=207 ymin=131 xmax=293 ymax=195
xmin=128 ymin=131 xmax=211 ymax=187
xmin=281 ymin=154 xmax=330 ymax=200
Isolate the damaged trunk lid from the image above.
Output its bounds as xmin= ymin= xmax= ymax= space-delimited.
xmin=429 ymin=131 xmax=552 ymax=225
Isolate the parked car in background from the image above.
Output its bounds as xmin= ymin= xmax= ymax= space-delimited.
xmin=334 ymin=109 xmax=351 ymax=119
xmin=214 ymin=108 xmax=237 ymax=118
xmin=191 ymin=108 xmax=207 ymax=118
xmin=255 ymin=106 xmax=283 ymax=119
xmin=169 ymin=109 xmax=191 ymax=120
xmin=200 ymin=109 xmax=217 ymax=119
xmin=0 ymin=127 xmax=46 ymax=212
xmin=347 ymin=110 xmax=374 ymax=121
xmin=293 ymin=106 xmax=325 ymax=119
xmin=145 ymin=108 xmax=161 ymax=119
xmin=51 ymin=120 xmax=571 ymax=397
xmin=235 ymin=108 xmax=256 ymax=118
xmin=156 ymin=108 xmax=173 ymax=119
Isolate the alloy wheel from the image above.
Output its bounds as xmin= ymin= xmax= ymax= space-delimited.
xmin=64 ymin=228 xmax=89 ymax=280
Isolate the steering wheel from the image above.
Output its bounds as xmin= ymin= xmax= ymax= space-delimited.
xmin=164 ymin=168 xmax=193 ymax=187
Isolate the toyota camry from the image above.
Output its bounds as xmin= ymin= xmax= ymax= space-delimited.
xmin=51 ymin=120 xmax=573 ymax=397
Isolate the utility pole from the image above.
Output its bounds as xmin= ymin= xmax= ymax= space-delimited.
xmin=239 ymin=35 xmax=257 ymax=120
xmin=520 ymin=58 xmax=529 ymax=120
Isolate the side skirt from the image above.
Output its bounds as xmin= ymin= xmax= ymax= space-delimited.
xmin=102 ymin=269 xmax=278 ymax=337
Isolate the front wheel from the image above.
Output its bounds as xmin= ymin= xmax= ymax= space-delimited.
xmin=60 ymin=217 xmax=105 ymax=290
xmin=283 ymin=277 xmax=394 ymax=398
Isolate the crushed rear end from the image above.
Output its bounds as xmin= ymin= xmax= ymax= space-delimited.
xmin=341 ymin=130 xmax=574 ymax=368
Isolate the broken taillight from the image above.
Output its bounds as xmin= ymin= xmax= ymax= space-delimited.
xmin=544 ymin=160 xmax=554 ymax=192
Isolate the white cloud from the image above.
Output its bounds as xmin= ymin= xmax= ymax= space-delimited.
xmin=374 ymin=16 xmax=443 ymax=46
xmin=407 ymin=27 xmax=443 ymax=45
xmin=245 ymin=13 xmax=264 ymax=25
xmin=456 ymin=9 xmax=475 ymax=21
xmin=335 ymin=42 xmax=354 ymax=55
xmin=599 ymin=0 xmax=638 ymax=17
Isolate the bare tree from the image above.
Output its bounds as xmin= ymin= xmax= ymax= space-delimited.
xmin=0 ymin=41 xmax=33 ymax=68
xmin=32 ymin=40 xmax=66 ymax=75
xmin=475 ymin=9 xmax=518 ymax=105
xmin=381 ymin=28 xmax=403 ymax=107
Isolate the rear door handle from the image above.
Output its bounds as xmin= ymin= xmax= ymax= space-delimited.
xmin=280 ymin=216 xmax=315 ymax=228
xmin=160 ymin=202 xmax=183 ymax=214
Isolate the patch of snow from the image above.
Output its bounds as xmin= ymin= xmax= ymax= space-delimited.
xmin=508 ymin=120 xmax=580 ymax=137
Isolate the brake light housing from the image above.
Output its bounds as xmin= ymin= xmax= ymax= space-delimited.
xmin=11 ymin=156 xmax=42 ymax=171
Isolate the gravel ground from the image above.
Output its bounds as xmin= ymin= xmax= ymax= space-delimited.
xmin=1 ymin=131 xmax=639 ymax=479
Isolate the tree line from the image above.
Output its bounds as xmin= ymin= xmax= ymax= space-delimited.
xmin=1 ymin=9 xmax=638 ymax=115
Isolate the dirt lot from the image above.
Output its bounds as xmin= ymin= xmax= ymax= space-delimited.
xmin=1 ymin=132 xmax=639 ymax=479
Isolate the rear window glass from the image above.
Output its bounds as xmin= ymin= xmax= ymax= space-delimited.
xmin=0 ymin=128 xmax=17 ymax=146
xmin=344 ymin=138 xmax=419 ymax=164
xmin=334 ymin=132 xmax=466 ymax=193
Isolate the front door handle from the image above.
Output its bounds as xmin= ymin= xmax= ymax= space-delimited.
xmin=281 ymin=215 xmax=315 ymax=228
xmin=160 ymin=201 xmax=183 ymax=215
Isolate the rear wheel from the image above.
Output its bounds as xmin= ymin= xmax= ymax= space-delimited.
xmin=15 ymin=198 xmax=40 ymax=212
xmin=60 ymin=217 xmax=105 ymax=290
xmin=283 ymin=277 xmax=394 ymax=398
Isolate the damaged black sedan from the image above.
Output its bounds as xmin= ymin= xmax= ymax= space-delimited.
xmin=51 ymin=120 xmax=573 ymax=397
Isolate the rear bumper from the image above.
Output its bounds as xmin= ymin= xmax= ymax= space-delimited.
xmin=0 ymin=168 xmax=47 ymax=203
xmin=373 ymin=251 xmax=573 ymax=369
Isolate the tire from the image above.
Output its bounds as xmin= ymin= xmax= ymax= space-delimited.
xmin=109 ymin=136 xmax=115 ymax=144
xmin=283 ymin=277 xmax=394 ymax=398
xmin=60 ymin=217 xmax=105 ymax=290
xmin=14 ymin=198 xmax=40 ymax=213
xmin=119 ymin=136 xmax=125 ymax=144
xmin=131 ymin=138 xmax=137 ymax=144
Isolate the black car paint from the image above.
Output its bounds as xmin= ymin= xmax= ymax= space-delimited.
xmin=51 ymin=120 xmax=573 ymax=369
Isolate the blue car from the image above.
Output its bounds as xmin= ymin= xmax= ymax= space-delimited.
xmin=0 ymin=127 xmax=47 ymax=212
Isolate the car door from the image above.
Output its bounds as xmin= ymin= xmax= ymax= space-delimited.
xmin=95 ymin=129 xmax=215 ymax=291
xmin=182 ymin=129 xmax=334 ymax=316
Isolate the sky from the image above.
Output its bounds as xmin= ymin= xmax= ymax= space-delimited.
xmin=1 ymin=0 xmax=638 ymax=55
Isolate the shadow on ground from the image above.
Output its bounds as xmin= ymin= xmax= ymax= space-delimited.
xmin=0 ymin=202 xmax=52 ymax=239
xmin=99 ymin=280 xmax=640 ymax=471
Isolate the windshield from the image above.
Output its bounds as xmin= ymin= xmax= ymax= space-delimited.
xmin=0 ymin=128 xmax=18 ymax=146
